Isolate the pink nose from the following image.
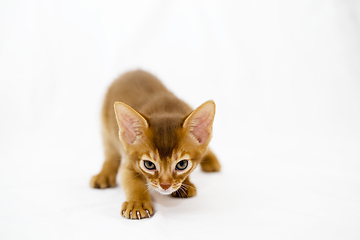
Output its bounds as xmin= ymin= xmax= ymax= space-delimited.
xmin=160 ymin=183 xmax=171 ymax=190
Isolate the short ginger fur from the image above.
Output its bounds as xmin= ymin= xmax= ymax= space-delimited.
xmin=90 ymin=70 xmax=220 ymax=219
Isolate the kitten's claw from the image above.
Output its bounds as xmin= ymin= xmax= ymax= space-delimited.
xmin=136 ymin=211 xmax=141 ymax=220
xmin=145 ymin=209 xmax=151 ymax=218
xmin=121 ymin=200 xmax=153 ymax=220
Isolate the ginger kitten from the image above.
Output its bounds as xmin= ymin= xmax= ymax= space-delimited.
xmin=90 ymin=70 xmax=220 ymax=219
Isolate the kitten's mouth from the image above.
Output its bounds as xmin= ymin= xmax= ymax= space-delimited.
xmin=149 ymin=184 xmax=179 ymax=195
xmin=155 ymin=188 xmax=175 ymax=195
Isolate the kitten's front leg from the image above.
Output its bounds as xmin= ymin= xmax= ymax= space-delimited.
xmin=120 ymin=162 xmax=153 ymax=220
xmin=171 ymin=177 xmax=197 ymax=198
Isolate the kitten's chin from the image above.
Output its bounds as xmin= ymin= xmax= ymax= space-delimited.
xmin=154 ymin=187 xmax=176 ymax=195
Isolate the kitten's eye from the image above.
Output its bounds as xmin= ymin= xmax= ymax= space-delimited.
xmin=144 ymin=160 xmax=156 ymax=170
xmin=176 ymin=160 xmax=188 ymax=171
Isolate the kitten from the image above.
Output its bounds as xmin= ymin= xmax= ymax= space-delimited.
xmin=90 ymin=70 xmax=221 ymax=219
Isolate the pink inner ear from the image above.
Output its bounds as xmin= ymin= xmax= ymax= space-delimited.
xmin=119 ymin=115 xmax=138 ymax=144
xmin=191 ymin=113 xmax=213 ymax=145
xmin=114 ymin=102 xmax=148 ymax=145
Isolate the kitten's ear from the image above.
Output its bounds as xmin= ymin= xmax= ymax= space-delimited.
xmin=183 ymin=100 xmax=216 ymax=145
xmin=114 ymin=102 xmax=148 ymax=145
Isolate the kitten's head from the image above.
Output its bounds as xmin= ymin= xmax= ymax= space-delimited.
xmin=114 ymin=100 xmax=215 ymax=195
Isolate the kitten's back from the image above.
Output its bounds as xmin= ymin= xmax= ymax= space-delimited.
xmin=104 ymin=70 xmax=168 ymax=112
xmin=102 ymin=70 xmax=192 ymax=139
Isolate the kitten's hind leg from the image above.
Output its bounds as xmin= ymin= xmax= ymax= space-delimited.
xmin=200 ymin=150 xmax=221 ymax=172
xmin=90 ymin=135 xmax=121 ymax=189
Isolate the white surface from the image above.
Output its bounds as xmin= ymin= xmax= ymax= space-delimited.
xmin=1 ymin=1 xmax=360 ymax=239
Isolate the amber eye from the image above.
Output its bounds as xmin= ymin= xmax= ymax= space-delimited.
xmin=144 ymin=160 xmax=156 ymax=170
xmin=176 ymin=160 xmax=188 ymax=171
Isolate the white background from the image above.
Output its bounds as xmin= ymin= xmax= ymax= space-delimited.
xmin=1 ymin=0 xmax=360 ymax=239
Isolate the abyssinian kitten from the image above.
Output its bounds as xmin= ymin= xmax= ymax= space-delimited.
xmin=90 ymin=70 xmax=221 ymax=220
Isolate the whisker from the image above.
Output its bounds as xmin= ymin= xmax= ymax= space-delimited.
xmin=144 ymin=183 xmax=150 ymax=194
xmin=130 ymin=173 xmax=141 ymax=180
xmin=179 ymin=185 xmax=187 ymax=198
xmin=145 ymin=182 xmax=158 ymax=196
xmin=182 ymin=186 xmax=188 ymax=197
xmin=181 ymin=183 xmax=195 ymax=190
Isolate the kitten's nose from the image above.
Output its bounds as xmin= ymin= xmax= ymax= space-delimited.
xmin=160 ymin=183 xmax=171 ymax=190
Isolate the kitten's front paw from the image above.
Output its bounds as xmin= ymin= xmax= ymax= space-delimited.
xmin=121 ymin=200 xmax=153 ymax=220
xmin=171 ymin=182 xmax=197 ymax=198
xmin=90 ymin=171 xmax=117 ymax=189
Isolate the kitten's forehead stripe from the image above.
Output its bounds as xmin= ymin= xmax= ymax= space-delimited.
xmin=149 ymin=116 xmax=183 ymax=160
